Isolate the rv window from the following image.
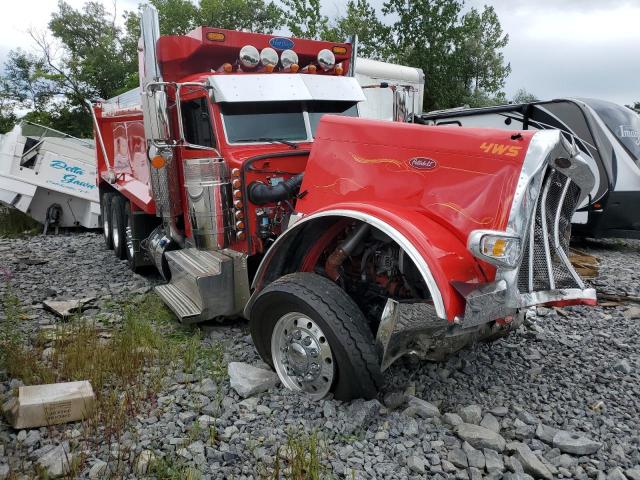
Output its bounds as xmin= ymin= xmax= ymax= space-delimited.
xmin=180 ymin=98 xmax=215 ymax=148
xmin=585 ymin=99 xmax=640 ymax=164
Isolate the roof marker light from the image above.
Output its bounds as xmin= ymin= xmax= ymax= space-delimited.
xmin=239 ymin=45 xmax=260 ymax=69
xmin=335 ymin=62 xmax=344 ymax=76
xmin=332 ymin=46 xmax=347 ymax=55
xmin=206 ymin=32 xmax=225 ymax=42
xmin=317 ymin=49 xmax=335 ymax=71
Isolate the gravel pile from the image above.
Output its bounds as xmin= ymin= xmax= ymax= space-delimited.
xmin=0 ymin=233 xmax=638 ymax=479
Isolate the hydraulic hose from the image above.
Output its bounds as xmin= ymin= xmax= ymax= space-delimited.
xmin=247 ymin=173 xmax=304 ymax=206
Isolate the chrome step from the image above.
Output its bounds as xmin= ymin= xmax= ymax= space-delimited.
xmin=155 ymin=284 xmax=200 ymax=322
xmin=158 ymin=248 xmax=237 ymax=323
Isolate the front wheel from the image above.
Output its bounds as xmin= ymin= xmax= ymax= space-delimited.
xmin=249 ymin=273 xmax=383 ymax=401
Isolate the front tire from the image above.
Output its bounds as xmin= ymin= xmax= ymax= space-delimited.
xmin=249 ymin=273 xmax=383 ymax=401
xmin=111 ymin=196 xmax=127 ymax=260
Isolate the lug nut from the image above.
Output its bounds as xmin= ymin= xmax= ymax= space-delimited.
xmin=310 ymin=363 xmax=319 ymax=372
xmin=305 ymin=374 xmax=314 ymax=382
xmin=302 ymin=337 xmax=312 ymax=346
xmin=293 ymin=330 xmax=302 ymax=340
xmin=309 ymin=348 xmax=318 ymax=357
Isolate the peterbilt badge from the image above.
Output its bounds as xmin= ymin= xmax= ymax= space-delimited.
xmin=409 ymin=157 xmax=437 ymax=170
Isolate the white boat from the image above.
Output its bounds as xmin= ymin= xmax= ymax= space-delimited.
xmin=0 ymin=121 xmax=100 ymax=230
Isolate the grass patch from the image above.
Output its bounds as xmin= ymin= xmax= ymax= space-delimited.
xmin=0 ymin=290 xmax=226 ymax=478
xmin=149 ymin=456 xmax=203 ymax=480
xmin=261 ymin=430 xmax=332 ymax=480
xmin=0 ymin=207 xmax=41 ymax=237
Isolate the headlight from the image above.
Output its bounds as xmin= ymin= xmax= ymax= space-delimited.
xmin=317 ymin=49 xmax=335 ymax=71
xmin=280 ymin=49 xmax=299 ymax=69
xmin=260 ymin=47 xmax=278 ymax=68
xmin=239 ymin=45 xmax=259 ymax=68
xmin=468 ymin=230 xmax=522 ymax=268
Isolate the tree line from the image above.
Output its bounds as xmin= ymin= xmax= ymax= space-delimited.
xmin=1 ymin=0 xmax=530 ymax=136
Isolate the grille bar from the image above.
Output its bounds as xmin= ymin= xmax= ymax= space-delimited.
xmin=518 ymin=169 xmax=582 ymax=293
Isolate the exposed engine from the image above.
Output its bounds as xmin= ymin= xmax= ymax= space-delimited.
xmin=323 ymin=225 xmax=430 ymax=326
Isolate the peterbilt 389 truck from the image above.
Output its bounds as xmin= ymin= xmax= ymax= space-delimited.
xmin=91 ymin=5 xmax=596 ymax=400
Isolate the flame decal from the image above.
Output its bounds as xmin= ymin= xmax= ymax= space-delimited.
xmin=427 ymin=202 xmax=494 ymax=225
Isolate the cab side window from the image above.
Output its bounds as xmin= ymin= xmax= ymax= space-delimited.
xmin=181 ymin=98 xmax=216 ymax=148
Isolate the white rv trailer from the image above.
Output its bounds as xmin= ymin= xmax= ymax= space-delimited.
xmin=354 ymin=57 xmax=425 ymax=122
xmin=421 ymin=98 xmax=640 ymax=239
xmin=0 ymin=122 xmax=100 ymax=230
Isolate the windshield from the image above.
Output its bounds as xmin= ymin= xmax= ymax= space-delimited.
xmin=585 ymin=98 xmax=640 ymax=162
xmin=220 ymin=100 xmax=358 ymax=144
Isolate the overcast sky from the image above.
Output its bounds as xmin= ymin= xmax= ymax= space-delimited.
xmin=1 ymin=0 xmax=638 ymax=105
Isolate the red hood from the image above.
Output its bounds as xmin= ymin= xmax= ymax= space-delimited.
xmin=297 ymin=115 xmax=535 ymax=244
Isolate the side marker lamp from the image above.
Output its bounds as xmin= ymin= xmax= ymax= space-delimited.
xmin=150 ymin=155 xmax=166 ymax=169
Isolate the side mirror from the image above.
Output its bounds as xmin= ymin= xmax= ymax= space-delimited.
xmin=142 ymin=85 xmax=171 ymax=146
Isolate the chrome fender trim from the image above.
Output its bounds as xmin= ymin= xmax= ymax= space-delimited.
xmin=245 ymin=209 xmax=446 ymax=320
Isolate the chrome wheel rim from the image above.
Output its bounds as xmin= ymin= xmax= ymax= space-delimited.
xmin=125 ymin=225 xmax=134 ymax=258
xmin=271 ymin=312 xmax=334 ymax=400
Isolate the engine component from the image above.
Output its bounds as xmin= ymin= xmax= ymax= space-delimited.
xmin=247 ymin=173 xmax=304 ymax=205
xmin=325 ymin=223 xmax=370 ymax=281
xmin=256 ymin=209 xmax=271 ymax=238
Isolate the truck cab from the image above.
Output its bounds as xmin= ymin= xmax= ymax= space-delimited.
xmin=92 ymin=6 xmax=597 ymax=401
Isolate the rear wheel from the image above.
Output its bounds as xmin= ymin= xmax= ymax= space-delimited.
xmin=123 ymin=201 xmax=139 ymax=271
xmin=249 ymin=272 xmax=383 ymax=401
xmin=101 ymin=192 xmax=115 ymax=249
xmin=111 ymin=196 xmax=127 ymax=260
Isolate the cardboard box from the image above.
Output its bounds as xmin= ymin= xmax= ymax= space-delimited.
xmin=2 ymin=381 xmax=95 ymax=429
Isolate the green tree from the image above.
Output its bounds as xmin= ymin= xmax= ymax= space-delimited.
xmin=382 ymin=0 xmax=510 ymax=111
xmin=46 ymin=1 xmax=138 ymax=103
xmin=3 ymin=50 xmax=57 ymax=112
xmin=281 ymin=0 xmax=333 ymax=40
xmin=198 ymin=0 xmax=283 ymax=32
xmin=383 ymin=0 xmax=467 ymax=110
xmin=335 ymin=0 xmax=390 ymax=59
xmin=458 ymin=6 xmax=510 ymax=98
xmin=0 ymin=76 xmax=18 ymax=133
xmin=512 ymin=88 xmax=538 ymax=104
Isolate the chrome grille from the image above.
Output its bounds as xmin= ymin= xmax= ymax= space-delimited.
xmin=518 ymin=169 xmax=583 ymax=293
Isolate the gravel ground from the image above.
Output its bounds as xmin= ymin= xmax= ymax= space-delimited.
xmin=0 ymin=233 xmax=639 ymax=479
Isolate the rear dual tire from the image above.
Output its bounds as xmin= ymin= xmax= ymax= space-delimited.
xmin=249 ymin=272 xmax=383 ymax=401
xmin=111 ymin=196 xmax=127 ymax=260
xmin=101 ymin=192 xmax=115 ymax=250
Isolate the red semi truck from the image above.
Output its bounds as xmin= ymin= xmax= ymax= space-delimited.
xmin=91 ymin=6 xmax=596 ymax=400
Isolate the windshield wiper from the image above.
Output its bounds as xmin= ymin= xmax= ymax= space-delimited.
xmin=235 ymin=137 xmax=300 ymax=149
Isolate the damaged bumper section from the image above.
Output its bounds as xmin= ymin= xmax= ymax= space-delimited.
xmin=376 ymin=131 xmax=597 ymax=371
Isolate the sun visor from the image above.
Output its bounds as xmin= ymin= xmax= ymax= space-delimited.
xmin=208 ymin=74 xmax=365 ymax=103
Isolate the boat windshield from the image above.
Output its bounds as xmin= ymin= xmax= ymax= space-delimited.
xmin=585 ymin=98 xmax=640 ymax=164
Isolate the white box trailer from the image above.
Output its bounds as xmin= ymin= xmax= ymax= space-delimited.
xmin=0 ymin=122 xmax=100 ymax=230
xmin=354 ymin=57 xmax=425 ymax=122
